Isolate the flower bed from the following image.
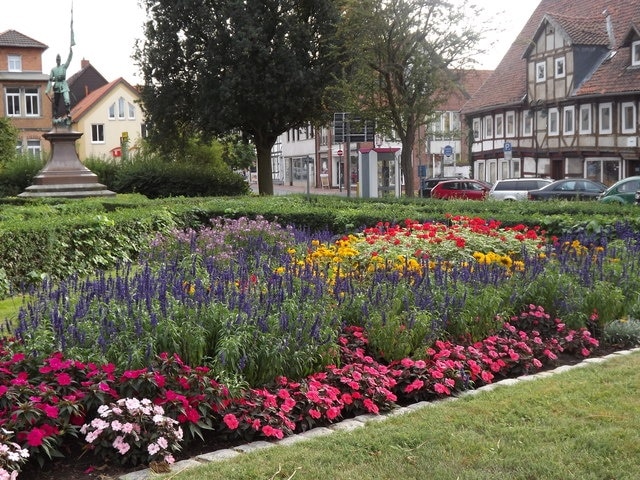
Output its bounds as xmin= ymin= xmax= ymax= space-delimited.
xmin=2 ymin=216 xmax=639 ymax=477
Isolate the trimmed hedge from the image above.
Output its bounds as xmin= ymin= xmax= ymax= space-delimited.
xmin=1 ymin=193 xmax=639 ymax=294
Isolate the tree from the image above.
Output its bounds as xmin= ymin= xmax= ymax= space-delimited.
xmin=135 ymin=0 xmax=342 ymax=195
xmin=0 ymin=118 xmax=18 ymax=167
xmin=332 ymin=0 xmax=486 ymax=197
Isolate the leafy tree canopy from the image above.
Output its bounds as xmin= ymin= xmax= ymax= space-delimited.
xmin=331 ymin=0 xmax=487 ymax=197
xmin=135 ymin=0 xmax=342 ymax=195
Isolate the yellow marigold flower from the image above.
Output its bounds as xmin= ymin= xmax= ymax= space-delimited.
xmin=287 ymin=247 xmax=297 ymax=255
xmin=513 ymin=260 xmax=525 ymax=271
xmin=499 ymin=255 xmax=513 ymax=268
xmin=274 ymin=266 xmax=285 ymax=275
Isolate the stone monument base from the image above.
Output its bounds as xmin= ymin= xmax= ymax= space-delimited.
xmin=19 ymin=125 xmax=115 ymax=198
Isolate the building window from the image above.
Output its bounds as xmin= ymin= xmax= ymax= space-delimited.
xmin=548 ymin=108 xmax=559 ymax=135
xmin=118 ymin=97 xmax=125 ymax=119
xmin=579 ymin=105 xmax=591 ymax=134
xmin=91 ymin=124 xmax=105 ymax=143
xmin=5 ymin=88 xmax=21 ymax=116
xmin=505 ymin=111 xmax=515 ymax=137
xmin=128 ymin=102 xmax=136 ymax=120
xmin=555 ymin=57 xmax=565 ymax=78
xmin=108 ymin=103 xmax=116 ymax=119
xmin=599 ymin=103 xmax=612 ymax=134
xmin=484 ymin=115 xmax=493 ymax=138
xmin=26 ymin=139 xmax=41 ymax=158
xmin=536 ymin=61 xmax=546 ymax=82
xmin=563 ymin=106 xmax=575 ymax=135
xmin=621 ymin=102 xmax=636 ymax=134
xmin=495 ymin=114 xmax=504 ymax=138
xmin=472 ymin=118 xmax=481 ymax=140
xmin=633 ymin=41 xmax=640 ymax=66
xmin=24 ymin=88 xmax=40 ymax=116
xmin=8 ymin=55 xmax=22 ymax=72
xmin=523 ymin=111 xmax=533 ymax=136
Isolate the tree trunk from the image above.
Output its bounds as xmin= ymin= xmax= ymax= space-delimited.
xmin=255 ymin=139 xmax=274 ymax=196
xmin=401 ymin=124 xmax=417 ymax=197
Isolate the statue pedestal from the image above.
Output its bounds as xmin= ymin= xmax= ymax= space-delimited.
xmin=19 ymin=125 xmax=115 ymax=198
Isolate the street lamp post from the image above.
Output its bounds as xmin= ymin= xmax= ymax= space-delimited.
xmin=305 ymin=156 xmax=313 ymax=202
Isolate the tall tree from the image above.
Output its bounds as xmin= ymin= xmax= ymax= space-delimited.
xmin=332 ymin=0 xmax=485 ymax=197
xmin=135 ymin=0 xmax=342 ymax=195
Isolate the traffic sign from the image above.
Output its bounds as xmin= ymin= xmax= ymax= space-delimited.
xmin=503 ymin=142 xmax=512 ymax=152
xmin=443 ymin=145 xmax=453 ymax=156
xmin=337 ymin=149 xmax=343 ymax=157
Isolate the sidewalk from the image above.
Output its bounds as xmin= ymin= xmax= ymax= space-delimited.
xmin=251 ymin=182 xmax=353 ymax=197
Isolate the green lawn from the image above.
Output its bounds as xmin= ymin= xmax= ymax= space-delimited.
xmin=157 ymin=350 xmax=640 ymax=480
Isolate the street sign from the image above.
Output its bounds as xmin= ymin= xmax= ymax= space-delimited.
xmin=337 ymin=149 xmax=343 ymax=157
xmin=504 ymin=142 xmax=512 ymax=161
xmin=443 ymin=145 xmax=453 ymax=156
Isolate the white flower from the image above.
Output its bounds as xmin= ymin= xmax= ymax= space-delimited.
xmin=147 ymin=443 xmax=160 ymax=455
xmin=97 ymin=405 xmax=111 ymax=417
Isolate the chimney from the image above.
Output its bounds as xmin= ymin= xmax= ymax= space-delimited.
xmin=81 ymin=58 xmax=90 ymax=69
xmin=603 ymin=9 xmax=616 ymax=49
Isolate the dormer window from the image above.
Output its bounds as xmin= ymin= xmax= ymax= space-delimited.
xmin=555 ymin=57 xmax=565 ymax=78
xmin=633 ymin=41 xmax=640 ymax=66
xmin=536 ymin=61 xmax=546 ymax=82
xmin=8 ymin=55 xmax=22 ymax=72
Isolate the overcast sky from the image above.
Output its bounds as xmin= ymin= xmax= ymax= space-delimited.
xmin=3 ymin=0 xmax=539 ymax=85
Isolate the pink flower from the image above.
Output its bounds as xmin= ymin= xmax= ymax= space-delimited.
xmin=433 ymin=383 xmax=450 ymax=395
xmin=404 ymin=379 xmax=424 ymax=394
xmin=363 ymin=398 xmax=379 ymax=414
xmin=262 ymin=425 xmax=284 ymax=439
xmin=326 ymin=406 xmax=341 ymax=420
xmin=309 ymin=409 xmax=321 ymax=419
xmin=223 ymin=413 xmax=239 ymax=430
xmin=26 ymin=427 xmax=46 ymax=447
xmin=55 ymin=372 xmax=72 ymax=386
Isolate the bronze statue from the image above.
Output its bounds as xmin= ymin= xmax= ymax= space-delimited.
xmin=46 ymin=46 xmax=73 ymax=118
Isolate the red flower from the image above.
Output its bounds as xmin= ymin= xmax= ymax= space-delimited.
xmin=55 ymin=372 xmax=72 ymax=386
xmin=223 ymin=413 xmax=239 ymax=430
xmin=26 ymin=427 xmax=46 ymax=447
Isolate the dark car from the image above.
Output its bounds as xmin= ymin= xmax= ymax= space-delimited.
xmin=419 ymin=176 xmax=462 ymax=198
xmin=431 ymin=179 xmax=492 ymax=200
xmin=527 ymin=178 xmax=607 ymax=201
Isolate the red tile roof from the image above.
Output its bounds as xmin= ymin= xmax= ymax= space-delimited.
xmin=463 ymin=0 xmax=640 ymax=114
xmin=0 ymin=29 xmax=47 ymax=49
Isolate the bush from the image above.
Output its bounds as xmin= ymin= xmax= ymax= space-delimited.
xmin=92 ymin=155 xmax=251 ymax=198
xmin=0 ymin=154 xmax=46 ymax=197
xmin=603 ymin=318 xmax=640 ymax=348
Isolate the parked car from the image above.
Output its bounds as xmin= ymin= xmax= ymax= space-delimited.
xmin=527 ymin=178 xmax=607 ymax=201
xmin=431 ymin=179 xmax=492 ymax=200
xmin=419 ymin=176 xmax=462 ymax=198
xmin=598 ymin=176 xmax=640 ymax=204
xmin=488 ymin=178 xmax=553 ymax=201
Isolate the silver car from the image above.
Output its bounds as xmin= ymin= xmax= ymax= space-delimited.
xmin=488 ymin=178 xmax=553 ymax=201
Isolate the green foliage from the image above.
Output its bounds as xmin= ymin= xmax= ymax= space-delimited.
xmin=135 ymin=0 xmax=342 ymax=195
xmin=603 ymin=318 xmax=640 ymax=348
xmin=83 ymin=154 xmax=250 ymax=199
xmin=0 ymin=154 xmax=46 ymax=197
xmin=0 ymin=118 xmax=19 ymax=167
xmin=219 ymin=133 xmax=256 ymax=171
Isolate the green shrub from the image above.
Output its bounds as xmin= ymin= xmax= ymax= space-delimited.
xmin=0 ymin=154 xmax=46 ymax=197
xmin=603 ymin=318 xmax=640 ymax=348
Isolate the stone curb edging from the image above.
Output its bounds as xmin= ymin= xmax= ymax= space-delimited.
xmin=119 ymin=348 xmax=640 ymax=480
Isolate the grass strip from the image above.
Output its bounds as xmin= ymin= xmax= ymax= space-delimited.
xmin=158 ymin=351 xmax=640 ymax=480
